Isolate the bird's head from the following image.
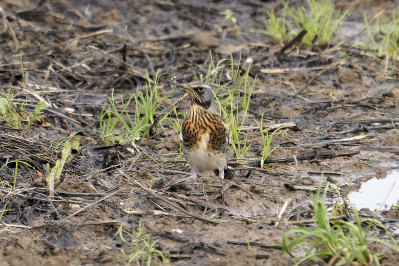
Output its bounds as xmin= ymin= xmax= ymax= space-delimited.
xmin=181 ymin=81 xmax=217 ymax=113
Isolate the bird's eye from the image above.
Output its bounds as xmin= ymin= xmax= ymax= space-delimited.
xmin=197 ymin=87 xmax=205 ymax=92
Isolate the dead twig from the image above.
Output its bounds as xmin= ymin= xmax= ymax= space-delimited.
xmin=294 ymin=56 xmax=351 ymax=96
xmin=297 ymin=134 xmax=374 ymax=148
xmin=121 ymin=208 xmax=190 ymax=219
xmin=72 ymin=220 xmax=122 ymax=228
xmin=260 ymin=65 xmax=326 ymax=74
xmin=288 ymin=215 xmax=347 ymax=225
xmin=119 ymin=170 xmax=224 ymax=224
xmin=242 ymin=122 xmax=296 ymax=132
xmin=227 ymin=240 xmax=283 ymax=249
xmin=21 ymin=29 xmax=113 ymax=57
xmin=284 ymin=184 xmax=336 ymax=192
xmin=87 ymin=45 xmax=150 ymax=82
xmin=279 ymin=29 xmax=307 ymax=54
xmin=228 ymin=150 xmax=360 ymax=167
xmin=57 ymin=188 xmax=123 ymax=225
xmin=275 ymin=198 xmax=292 ymax=227
xmin=0 ymin=222 xmax=32 ymax=229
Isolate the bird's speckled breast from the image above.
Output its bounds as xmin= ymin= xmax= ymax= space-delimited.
xmin=181 ymin=105 xmax=228 ymax=171
xmin=182 ymin=105 xmax=228 ymax=151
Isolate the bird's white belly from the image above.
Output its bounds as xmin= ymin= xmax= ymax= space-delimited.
xmin=186 ymin=149 xmax=227 ymax=171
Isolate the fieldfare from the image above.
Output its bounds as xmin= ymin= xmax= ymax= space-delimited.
xmin=180 ymin=81 xmax=232 ymax=199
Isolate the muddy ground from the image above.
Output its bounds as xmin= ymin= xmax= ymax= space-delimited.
xmin=0 ymin=0 xmax=399 ymax=265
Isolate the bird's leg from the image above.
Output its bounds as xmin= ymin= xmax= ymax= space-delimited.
xmin=191 ymin=169 xmax=197 ymax=197
xmin=201 ymin=178 xmax=209 ymax=199
xmin=218 ymin=167 xmax=226 ymax=204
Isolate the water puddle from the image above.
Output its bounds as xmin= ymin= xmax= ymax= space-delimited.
xmin=348 ymin=170 xmax=399 ymax=211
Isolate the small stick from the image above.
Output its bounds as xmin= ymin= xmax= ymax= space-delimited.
xmin=119 ymin=170 xmax=224 ymax=224
xmin=279 ymin=29 xmax=308 ymax=54
xmin=275 ymin=198 xmax=291 ymax=227
xmin=260 ymin=65 xmax=326 ymax=74
xmin=297 ymin=134 xmax=373 ymax=148
xmin=58 ymin=189 xmax=122 ymax=224
xmin=294 ymin=56 xmax=351 ymax=96
xmin=288 ymin=215 xmax=347 ymax=225
xmin=121 ymin=208 xmax=189 ymax=219
xmin=293 ymin=155 xmax=299 ymax=181
xmin=0 ymin=222 xmax=32 ymax=229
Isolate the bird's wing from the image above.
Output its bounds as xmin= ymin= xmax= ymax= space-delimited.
xmin=206 ymin=113 xmax=229 ymax=152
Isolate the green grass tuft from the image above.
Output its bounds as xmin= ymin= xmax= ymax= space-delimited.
xmin=100 ymin=71 xmax=169 ymax=145
xmin=0 ymin=89 xmax=48 ymax=129
xmin=356 ymin=10 xmax=399 ymax=65
xmin=254 ymin=114 xmax=286 ymax=168
xmin=255 ymin=0 xmax=348 ymax=47
xmin=117 ymin=219 xmax=169 ymax=265
xmin=282 ymin=181 xmax=399 ymax=265
xmin=253 ymin=9 xmax=288 ymax=46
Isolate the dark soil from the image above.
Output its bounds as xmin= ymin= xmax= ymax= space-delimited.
xmin=0 ymin=0 xmax=398 ymax=265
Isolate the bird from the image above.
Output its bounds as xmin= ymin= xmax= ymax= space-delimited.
xmin=180 ymin=81 xmax=233 ymax=199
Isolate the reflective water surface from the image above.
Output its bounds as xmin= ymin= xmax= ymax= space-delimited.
xmin=348 ymin=170 xmax=399 ymax=210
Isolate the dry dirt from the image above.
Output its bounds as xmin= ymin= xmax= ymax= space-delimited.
xmin=0 ymin=0 xmax=398 ymax=265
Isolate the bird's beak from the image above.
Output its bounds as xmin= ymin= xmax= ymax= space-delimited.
xmin=181 ymin=84 xmax=195 ymax=103
xmin=181 ymin=84 xmax=190 ymax=91
xmin=181 ymin=84 xmax=194 ymax=98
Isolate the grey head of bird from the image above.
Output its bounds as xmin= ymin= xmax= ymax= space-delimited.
xmin=181 ymin=81 xmax=218 ymax=114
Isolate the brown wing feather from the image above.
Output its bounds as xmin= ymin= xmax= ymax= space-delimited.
xmin=206 ymin=112 xmax=228 ymax=151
